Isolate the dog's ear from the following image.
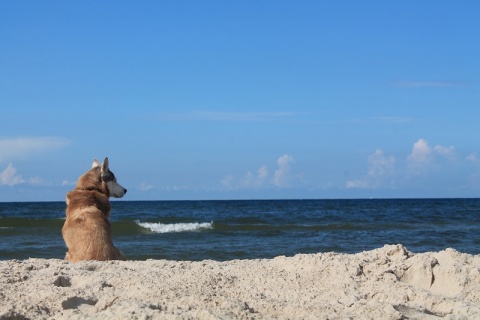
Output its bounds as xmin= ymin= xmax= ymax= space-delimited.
xmin=92 ymin=159 xmax=100 ymax=168
xmin=101 ymin=157 xmax=109 ymax=174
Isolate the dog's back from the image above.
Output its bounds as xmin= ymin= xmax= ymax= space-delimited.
xmin=62 ymin=158 xmax=126 ymax=262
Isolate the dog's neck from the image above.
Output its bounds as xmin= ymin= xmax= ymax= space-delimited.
xmin=75 ymin=168 xmax=111 ymax=197
xmin=75 ymin=184 xmax=110 ymax=198
xmin=68 ymin=186 xmax=111 ymax=219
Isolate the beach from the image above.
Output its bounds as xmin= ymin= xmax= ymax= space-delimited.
xmin=1 ymin=244 xmax=479 ymax=319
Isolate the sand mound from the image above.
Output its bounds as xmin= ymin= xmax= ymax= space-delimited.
xmin=1 ymin=244 xmax=479 ymax=319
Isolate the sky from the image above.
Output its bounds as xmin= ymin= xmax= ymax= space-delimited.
xmin=1 ymin=1 xmax=479 ymax=201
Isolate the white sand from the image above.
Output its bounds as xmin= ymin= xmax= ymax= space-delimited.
xmin=1 ymin=244 xmax=479 ymax=319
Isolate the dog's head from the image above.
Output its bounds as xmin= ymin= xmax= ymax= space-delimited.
xmin=92 ymin=157 xmax=127 ymax=198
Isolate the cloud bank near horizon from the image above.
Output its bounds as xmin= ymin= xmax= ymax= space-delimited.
xmin=347 ymin=138 xmax=467 ymax=190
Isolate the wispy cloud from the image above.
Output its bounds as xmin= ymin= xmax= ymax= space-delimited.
xmin=348 ymin=116 xmax=413 ymax=124
xmin=391 ymin=81 xmax=471 ymax=88
xmin=159 ymin=185 xmax=190 ymax=192
xmin=61 ymin=180 xmax=77 ymax=187
xmin=369 ymin=116 xmax=413 ymax=123
xmin=138 ymin=182 xmax=154 ymax=191
xmin=0 ymin=136 xmax=70 ymax=163
xmin=158 ymin=112 xmax=414 ymax=126
xmin=156 ymin=111 xmax=300 ymax=122
xmin=306 ymin=116 xmax=415 ymax=126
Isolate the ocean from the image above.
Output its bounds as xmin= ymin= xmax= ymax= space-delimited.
xmin=0 ymin=199 xmax=479 ymax=261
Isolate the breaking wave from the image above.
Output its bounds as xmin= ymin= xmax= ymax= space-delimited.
xmin=135 ymin=220 xmax=214 ymax=233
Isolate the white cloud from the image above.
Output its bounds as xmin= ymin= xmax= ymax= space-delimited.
xmin=62 ymin=180 xmax=77 ymax=186
xmin=434 ymin=145 xmax=455 ymax=159
xmin=407 ymin=139 xmax=433 ymax=167
xmin=339 ymin=133 xmax=480 ymax=197
xmin=27 ymin=176 xmax=44 ymax=185
xmin=222 ymin=154 xmax=296 ymax=190
xmin=0 ymin=136 xmax=70 ymax=163
xmin=466 ymin=153 xmax=479 ymax=164
xmin=347 ymin=149 xmax=396 ymax=189
xmin=0 ymin=164 xmax=51 ymax=187
xmin=258 ymin=165 xmax=268 ymax=180
xmin=139 ymin=182 xmax=154 ymax=191
xmin=346 ymin=179 xmax=369 ymax=189
xmin=222 ymin=165 xmax=269 ymax=189
xmin=221 ymin=175 xmax=235 ymax=188
xmin=0 ymin=163 xmax=24 ymax=186
xmin=368 ymin=149 xmax=396 ymax=177
xmin=0 ymin=163 xmax=55 ymax=187
xmin=241 ymin=165 xmax=269 ymax=188
xmin=159 ymin=185 xmax=189 ymax=191
xmin=407 ymin=139 xmax=456 ymax=171
xmin=274 ymin=154 xmax=295 ymax=188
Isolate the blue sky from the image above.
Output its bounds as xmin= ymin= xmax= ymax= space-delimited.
xmin=1 ymin=1 xmax=479 ymax=201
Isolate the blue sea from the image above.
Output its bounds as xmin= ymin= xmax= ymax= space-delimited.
xmin=0 ymin=199 xmax=479 ymax=261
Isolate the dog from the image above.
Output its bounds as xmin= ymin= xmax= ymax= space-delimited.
xmin=62 ymin=157 xmax=127 ymax=262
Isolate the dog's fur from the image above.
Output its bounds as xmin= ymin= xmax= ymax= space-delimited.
xmin=62 ymin=157 xmax=127 ymax=262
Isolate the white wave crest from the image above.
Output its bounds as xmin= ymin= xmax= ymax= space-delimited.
xmin=135 ymin=220 xmax=213 ymax=233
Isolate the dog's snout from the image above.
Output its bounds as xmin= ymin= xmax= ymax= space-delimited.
xmin=124 ymin=188 xmax=127 ymax=194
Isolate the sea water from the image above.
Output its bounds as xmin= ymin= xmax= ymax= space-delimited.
xmin=0 ymin=199 xmax=479 ymax=261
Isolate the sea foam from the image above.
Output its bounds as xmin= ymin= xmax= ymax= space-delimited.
xmin=135 ymin=220 xmax=213 ymax=233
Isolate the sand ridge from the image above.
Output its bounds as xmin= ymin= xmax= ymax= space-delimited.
xmin=1 ymin=244 xmax=479 ymax=319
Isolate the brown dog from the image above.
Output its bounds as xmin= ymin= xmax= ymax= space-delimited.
xmin=62 ymin=158 xmax=127 ymax=262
